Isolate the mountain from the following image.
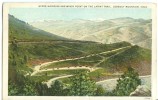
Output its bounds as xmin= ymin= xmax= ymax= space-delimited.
xmin=9 ymin=15 xmax=68 ymax=41
xmin=30 ymin=17 xmax=152 ymax=49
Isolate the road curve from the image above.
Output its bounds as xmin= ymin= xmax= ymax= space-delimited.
xmin=43 ymin=75 xmax=73 ymax=88
xmin=31 ymin=46 xmax=131 ymax=76
xmin=32 ymin=66 xmax=98 ymax=76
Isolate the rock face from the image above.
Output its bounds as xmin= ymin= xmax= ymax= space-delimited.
xmin=30 ymin=17 xmax=152 ymax=49
xmin=130 ymin=85 xmax=151 ymax=96
xmin=96 ymin=75 xmax=151 ymax=95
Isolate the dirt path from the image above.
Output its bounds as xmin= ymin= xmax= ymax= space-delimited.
xmin=43 ymin=75 xmax=73 ymax=88
xmin=31 ymin=46 xmax=131 ymax=76
xmin=31 ymin=66 xmax=98 ymax=76
xmin=42 ymin=67 xmax=99 ymax=88
xmin=43 ymin=74 xmax=150 ymax=88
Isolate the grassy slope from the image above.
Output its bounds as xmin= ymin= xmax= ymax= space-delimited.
xmin=99 ymin=45 xmax=151 ymax=75
xmin=8 ymin=15 xmax=151 ymax=83
xmin=16 ymin=41 xmax=131 ymax=66
xmin=10 ymin=38 xmax=151 ymax=83
xmin=8 ymin=15 xmax=131 ymax=73
xmin=31 ymin=69 xmax=88 ymax=82
xmin=42 ymin=44 xmax=131 ymax=69
xmin=9 ymin=15 xmax=67 ymax=41
xmin=43 ymin=45 xmax=151 ymax=78
xmin=8 ymin=14 xmax=67 ymax=81
xmin=9 ymin=40 xmax=131 ymax=82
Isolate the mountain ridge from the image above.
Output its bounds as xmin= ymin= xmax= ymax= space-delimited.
xmin=30 ymin=17 xmax=152 ymax=49
xmin=9 ymin=14 xmax=68 ymax=41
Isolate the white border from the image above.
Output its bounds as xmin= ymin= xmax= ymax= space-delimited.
xmin=2 ymin=2 xmax=157 ymax=100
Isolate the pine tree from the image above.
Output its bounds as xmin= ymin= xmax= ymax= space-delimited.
xmin=113 ymin=67 xmax=141 ymax=96
xmin=70 ymin=72 xmax=96 ymax=96
xmin=95 ymin=85 xmax=105 ymax=96
xmin=50 ymin=80 xmax=64 ymax=96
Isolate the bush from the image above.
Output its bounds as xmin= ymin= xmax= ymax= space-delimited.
xmin=50 ymin=80 xmax=64 ymax=96
xmin=95 ymin=85 xmax=105 ymax=96
xmin=113 ymin=67 xmax=141 ymax=96
xmin=70 ymin=72 xmax=96 ymax=96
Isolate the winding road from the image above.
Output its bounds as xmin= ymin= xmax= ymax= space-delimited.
xmin=31 ymin=46 xmax=132 ymax=76
xmin=29 ymin=46 xmax=133 ymax=87
xmin=31 ymin=66 xmax=99 ymax=76
xmin=43 ymin=75 xmax=73 ymax=88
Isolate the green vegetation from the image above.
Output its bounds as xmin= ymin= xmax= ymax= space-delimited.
xmin=43 ymin=58 xmax=100 ymax=69
xmin=88 ymin=69 xmax=106 ymax=80
xmin=95 ymin=85 xmax=105 ymax=96
xmin=9 ymin=41 xmax=32 ymax=77
xmin=98 ymin=45 xmax=151 ymax=74
xmin=36 ymin=69 xmax=88 ymax=76
xmin=70 ymin=72 xmax=96 ymax=96
xmin=59 ymin=68 xmax=114 ymax=84
xmin=88 ymin=68 xmax=120 ymax=81
xmin=31 ymin=69 xmax=88 ymax=82
xmin=9 ymin=72 xmax=38 ymax=96
xmin=111 ymin=67 xmax=141 ymax=96
xmin=8 ymin=15 xmax=151 ymax=96
xmin=14 ymin=41 xmax=131 ymax=63
xmin=42 ymin=45 xmax=151 ymax=77
xmin=30 ymin=75 xmax=58 ymax=82
xmin=9 ymin=67 xmax=141 ymax=96
xmin=49 ymin=80 xmax=65 ymax=96
xmin=99 ymin=46 xmax=131 ymax=57
xmin=9 ymin=15 xmax=67 ymax=41
xmin=8 ymin=40 xmax=150 ymax=96
xmin=105 ymin=45 xmax=151 ymax=64
xmin=9 ymin=42 xmax=36 ymax=95
xmin=42 ymin=45 xmax=131 ymax=69
xmin=61 ymin=41 xmax=131 ymax=54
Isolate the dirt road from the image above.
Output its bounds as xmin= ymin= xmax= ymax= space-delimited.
xmin=43 ymin=75 xmax=73 ymax=88
xmin=31 ymin=46 xmax=131 ymax=76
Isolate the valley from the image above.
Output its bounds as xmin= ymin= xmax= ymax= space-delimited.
xmin=8 ymin=14 xmax=152 ymax=96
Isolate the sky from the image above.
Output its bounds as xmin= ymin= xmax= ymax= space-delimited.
xmin=9 ymin=7 xmax=151 ymax=22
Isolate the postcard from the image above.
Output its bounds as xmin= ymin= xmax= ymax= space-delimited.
xmin=2 ymin=3 xmax=157 ymax=100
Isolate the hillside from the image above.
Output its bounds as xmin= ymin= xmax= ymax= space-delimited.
xmin=98 ymin=45 xmax=151 ymax=75
xmin=30 ymin=17 xmax=152 ymax=49
xmin=8 ymin=15 xmax=151 ymax=96
xmin=9 ymin=40 xmax=132 ymax=82
xmin=9 ymin=15 xmax=67 ymax=41
xmin=10 ymin=41 xmax=131 ymax=66
xmin=9 ymin=40 xmax=150 ymax=78
xmin=9 ymin=36 xmax=151 ymax=95
xmin=36 ymin=44 xmax=151 ymax=81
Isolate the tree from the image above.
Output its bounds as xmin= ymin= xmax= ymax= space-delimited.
xmin=22 ymin=81 xmax=37 ymax=96
xmin=8 ymin=72 xmax=38 ymax=96
xmin=35 ymin=82 xmax=49 ymax=96
xmin=62 ymin=87 xmax=71 ymax=96
xmin=113 ymin=67 xmax=141 ymax=96
xmin=50 ymin=80 xmax=64 ymax=96
xmin=95 ymin=85 xmax=105 ymax=96
xmin=8 ymin=81 xmax=19 ymax=95
xmin=24 ymin=55 xmax=28 ymax=63
xmin=70 ymin=72 xmax=96 ymax=96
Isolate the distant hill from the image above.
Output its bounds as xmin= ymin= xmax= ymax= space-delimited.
xmin=30 ymin=17 xmax=152 ymax=49
xmin=9 ymin=15 xmax=67 ymax=41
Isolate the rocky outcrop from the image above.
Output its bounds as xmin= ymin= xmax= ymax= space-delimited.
xmin=130 ymin=85 xmax=151 ymax=96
